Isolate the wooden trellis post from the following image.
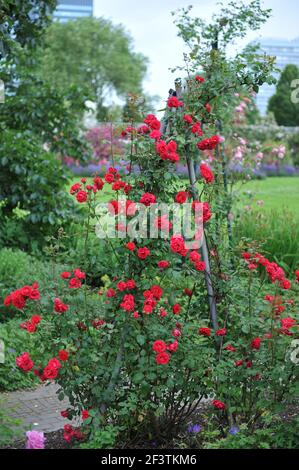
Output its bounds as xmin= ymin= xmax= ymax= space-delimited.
xmin=161 ymin=82 xmax=218 ymax=332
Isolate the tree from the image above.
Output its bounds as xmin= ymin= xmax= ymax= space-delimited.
xmin=0 ymin=0 xmax=57 ymax=58
xmin=37 ymin=17 xmax=149 ymax=119
xmin=268 ymin=64 xmax=299 ymax=126
xmin=0 ymin=56 xmax=90 ymax=161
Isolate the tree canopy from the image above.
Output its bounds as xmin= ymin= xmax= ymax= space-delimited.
xmin=0 ymin=0 xmax=57 ymax=58
xmin=268 ymin=64 xmax=299 ymax=126
xmin=37 ymin=17 xmax=149 ymax=119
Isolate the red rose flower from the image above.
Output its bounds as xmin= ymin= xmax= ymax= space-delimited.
xmin=60 ymin=271 xmax=71 ymax=279
xmin=183 ymin=114 xmax=193 ymax=124
xmin=140 ymin=192 xmax=156 ymax=206
xmin=54 ymin=298 xmax=69 ymax=314
xmin=157 ymin=260 xmax=170 ymax=270
xmin=125 ymin=241 xmax=136 ymax=251
xmin=200 ymin=163 xmax=214 ymax=184
xmin=58 ymin=350 xmax=69 ymax=361
xmin=215 ymin=328 xmax=227 ymax=336
xmin=152 ymin=340 xmax=167 ymax=353
xmin=16 ymin=352 xmax=34 ymax=371
xmin=198 ymin=327 xmax=211 ymax=337
xmin=172 ymin=303 xmax=181 ymax=315
xmin=212 ymin=399 xmax=225 ymax=410
xmin=175 ymin=191 xmax=188 ymax=204
xmin=156 ymin=352 xmax=170 ymax=365
xmin=250 ymin=337 xmax=261 ymax=350
xmin=167 ymin=96 xmax=183 ymax=108
xmin=82 ymin=410 xmax=89 ymax=420
xmin=76 ymin=190 xmax=88 ymax=203
xmin=69 ymin=277 xmax=82 ymax=289
xmin=106 ymin=288 xmax=116 ymax=299
xmin=137 ymin=247 xmax=150 ymax=260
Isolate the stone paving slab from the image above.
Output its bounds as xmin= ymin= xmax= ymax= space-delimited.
xmin=1 ymin=383 xmax=80 ymax=432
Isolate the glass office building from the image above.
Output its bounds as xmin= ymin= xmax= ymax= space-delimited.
xmin=254 ymin=38 xmax=299 ymax=115
xmin=53 ymin=0 xmax=93 ymax=22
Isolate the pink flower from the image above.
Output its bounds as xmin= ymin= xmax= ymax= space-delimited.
xmin=26 ymin=430 xmax=45 ymax=449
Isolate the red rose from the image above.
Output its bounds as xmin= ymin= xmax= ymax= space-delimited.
xmin=212 ymin=399 xmax=225 ymax=410
xmin=200 ymin=163 xmax=214 ymax=184
xmin=117 ymin=281 xmax=127 ymax=291
xmin=144 ymin=114 xmax=161 ymax=130
xmin=172 ymin=303 xmax=181 ymax=315
xmin=82 ymin=410 xmax=89 ymax=420
xmin=172 ymin=328 xmax=181 ymax=338
xmin=250 ymin=337 xmax=261 ymax=350
xmin=156 ymin=352 xmax=170 ymax=365
xmin=54 ymin=298 xmax=69 ymax=313
xmin=235 ymin=360 xmax=243 ymax=367
xmin=157 ymin=260 xmax=169 ymax=270
xmin=70 ymin=182 xmax=81 ymax=194
xmin=69 ymin=277 xmax=82 ymax=289
xmin=224 ymin=344 xmax=236 ymax=352
xmin=184 ymin=288 xmax=193 ymax=297
xmin=104 ymin=173 xmax=114 ymax=184
xmin=152 ymin=340 xmax=167 ymax=353
xmin=61 ymin=271 xmax=71 ymax=279
xmin=195 ymin=75 xmax=205 ymax=83
xmin=120 ymin=294 xmax=135 ymax=312
xmin=74 ymin=268 xmax=85 ymax=279
xmin=189 ymin=251 xmax=201 ymax=263
xmin=167 ymin=96 xmax=183 ymax=108
xmin=93 ymin=176 xmax=104 ymax=190
xmin=198 ymin=327 xmax=211 ymax=337
xmin=215 ymin=328 xmax=227 ymax=336
xmin=140 ymin=192 xmax=156 ymax=206
xmin=76 ymin=190 xmax=87 ymax=203
xmin=16 ymin=352 xmax=34 ymax=371
xmin=58 ymin=350 xmax=69 ymax=361
xmin=183 ymin=114 xmax=193 ymax=124
xmin=175 ymin=191 xmax=188 ymax=204
xmin=125 ymin=241 xmax=136 ymax=251
xmin=106 ymin=288 xmax=116 ymax=298
xmin=281 ymin=317 xmax=296 ymax=329
xmin=150 ymin=285 xmax=163 ymax=300
xmin=61 ymin=410 xmax=69 ymax=418
xmin=168 ymin=340 xmax=179 ymax=352
xmin=137 ymin=247 xmax=150 ymax=260
xmin=170 ymin=235 xmax=186 ymax=256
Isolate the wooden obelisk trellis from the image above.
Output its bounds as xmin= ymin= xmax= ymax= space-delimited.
xmin=161 ymin=82 xmax=218 ymax=332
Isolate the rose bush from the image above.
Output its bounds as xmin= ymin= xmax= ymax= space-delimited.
xmin=3 ymin=0 xmax=299 ymax=447
xmin=7 ymin=105 xmax=299 ymax=443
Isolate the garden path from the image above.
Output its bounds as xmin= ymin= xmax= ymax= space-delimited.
xmin=1 ymin=383 xmax=80 ymax=432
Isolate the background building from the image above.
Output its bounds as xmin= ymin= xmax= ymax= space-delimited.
xmin=254 ymin=38 xmax=299 ymax=115
xmin=53 ymin=0 xmax=93 ymax=22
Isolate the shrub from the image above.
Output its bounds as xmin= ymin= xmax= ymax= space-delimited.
xmin=234 ymin=210 xmax=299 ymax=273
xmin=0 ymin=130 xmax=77 ymax=250
xmin=0 ymin=248 xmax=67 ymax=322
xmin=0 ymin=319 xmax=38 ymax=391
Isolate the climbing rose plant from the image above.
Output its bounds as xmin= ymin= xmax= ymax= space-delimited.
xmin=7 ymin=102 xmax=298 ymax=442
xmin=5 ymin=1 xmax=299 ymax=445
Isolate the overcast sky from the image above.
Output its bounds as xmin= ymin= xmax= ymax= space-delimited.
xmin=94 ymin=0 xmax=299 ymax=106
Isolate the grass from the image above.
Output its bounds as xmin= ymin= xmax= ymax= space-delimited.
xmin=237 ymin=177 xmax=299 ymax=214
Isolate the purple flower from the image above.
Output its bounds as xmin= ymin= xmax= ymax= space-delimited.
xmin=25 ymin=430 xmax=45 ymax=449
xmin=229 ymin=426 xmax=239 ymax=435
xmin=187 ymin=423 xmax=202 ymax=434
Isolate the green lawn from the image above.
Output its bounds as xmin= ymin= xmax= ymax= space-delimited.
xmin=238 ymin=177 xmax=299 ymax=214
